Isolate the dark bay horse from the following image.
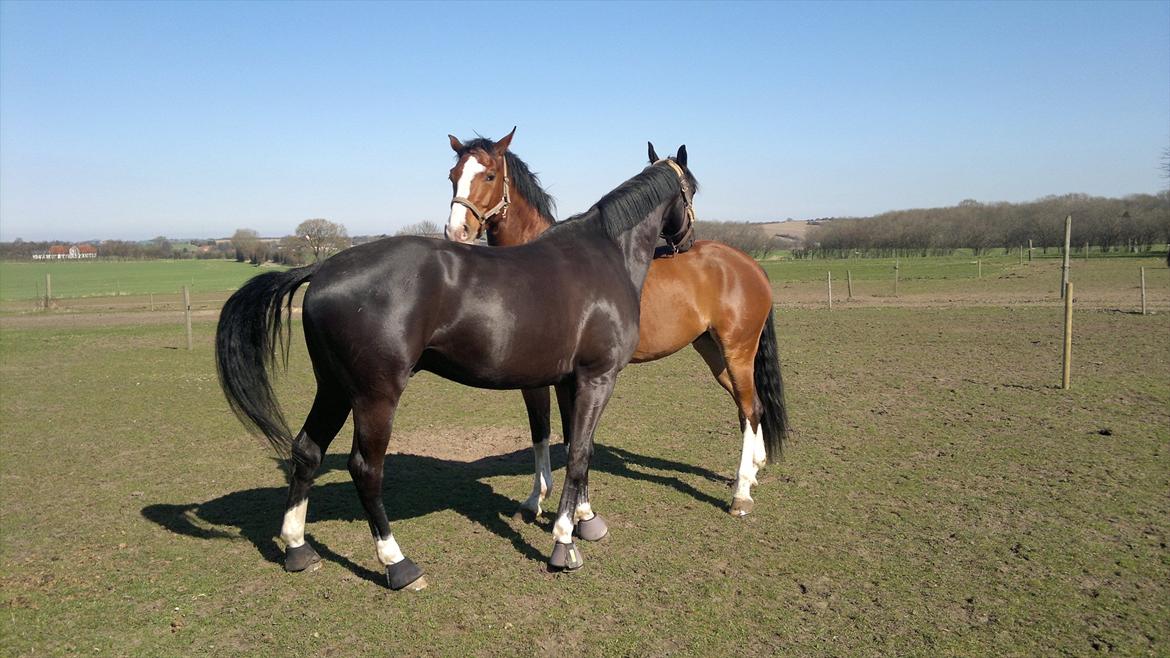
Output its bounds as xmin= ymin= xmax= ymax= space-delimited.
xmin=445 ymin=130 xmax=790 ymax=518
xmin=215 ymin=151 xmax=697 ymax=589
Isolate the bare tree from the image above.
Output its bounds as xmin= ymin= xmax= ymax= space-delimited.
xmin=296 ymin=218 xmax=350 ymax=261
xmin=396 ymin=220 xmax=442 ymax=237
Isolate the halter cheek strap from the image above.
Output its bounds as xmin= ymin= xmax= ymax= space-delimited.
xmin=451 ymin=156 xmax=510 ymax=240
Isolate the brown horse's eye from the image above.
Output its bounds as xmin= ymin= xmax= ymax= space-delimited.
xmin=485 ymin=173 xmax=496 ymax=182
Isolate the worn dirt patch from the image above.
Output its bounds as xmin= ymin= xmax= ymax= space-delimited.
xmin=389 ymin=426 xmax=553 ymax=465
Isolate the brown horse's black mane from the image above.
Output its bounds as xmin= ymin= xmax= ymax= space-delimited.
xmin=550 ymin=160 xmax=699 ymax=241
xmin=456 ymin=137 xmax=557 ymax=224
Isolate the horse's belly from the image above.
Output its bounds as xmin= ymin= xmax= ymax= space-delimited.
xmin=416 ymin=344 xmax=574 ymax=390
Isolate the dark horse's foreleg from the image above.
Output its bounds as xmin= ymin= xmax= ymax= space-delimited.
xmin=692 ymin=332 xmax=765 ymax=517
xmin=548 ymin=371 xmax=615 ymax=571
xmin=282 ymin=390 xmax=351 ymax=572
xmin=348 ymin=390 xmax=427 ymax=591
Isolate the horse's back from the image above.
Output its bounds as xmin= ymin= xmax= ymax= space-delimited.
xmin=633 ymin=240 xmax=773 ymax=360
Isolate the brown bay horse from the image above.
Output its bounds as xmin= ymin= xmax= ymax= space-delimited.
xmin=445 ymin=129 xmax=790 ymax=518
xmin=216 ymin=152 xmax=697 ymax=587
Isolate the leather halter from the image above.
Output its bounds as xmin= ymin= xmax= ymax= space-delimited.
xmin=655 ymin=158 xmax=697 ymax=255
xmin=450 ymin=155 xmax=510 ymax=240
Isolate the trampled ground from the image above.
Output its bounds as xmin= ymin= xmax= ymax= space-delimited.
xmin=1 ymin=255 xmax=1167 ymax=655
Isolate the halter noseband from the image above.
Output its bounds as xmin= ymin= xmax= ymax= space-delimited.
xmin=655 ymin=158 xmax=697 ymax=255
xmin=451 ymin=155 xmax=510 ymax=241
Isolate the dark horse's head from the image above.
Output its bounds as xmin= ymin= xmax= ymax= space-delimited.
xmin=647 ymin=141 xmax=698 ymax=253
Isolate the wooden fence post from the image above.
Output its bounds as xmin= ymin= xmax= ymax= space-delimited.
xmin=1028 ymin=239 xmax=1033 ymax=262
xmin=45 ymin=273 xmax=52 ymax=308
xmin=1140 ymin=267 xmax=1147 ymax=316
xmin=847 ymin=270 xmax=853 ymax=299
xmin=977 ymin=259 xmax=982 ymax=279
xmin=1060 ymin=215 xmax=1072 ymax=299
xmin=183 ymin=286 xmax=193 ymax=351
xmin=827 ymin=271 xmax=833 ymax=310
xmin=894 ymin=259 xmax=900 ymax=297
xmin=1062 ymin=281 xmax=1073 ymax=390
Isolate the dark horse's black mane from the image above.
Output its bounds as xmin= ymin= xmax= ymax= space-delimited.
xmin=551 ymin=161 xmax=699 ymax=241
xmin=456 ymin=137 xmax=558 ymax=224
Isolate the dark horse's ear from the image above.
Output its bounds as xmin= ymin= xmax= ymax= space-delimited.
xmin=648 ymin=141 xmax=660 ymax=163
xmin=448 ymin=134 xmax=463 ymax=153
xmin=494 ymin=126 xmax=516 ymax=155
xmin=675 ymin=145 xmax=688 ymax=168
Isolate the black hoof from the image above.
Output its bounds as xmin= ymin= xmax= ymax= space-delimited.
xmin=574 ymin=514 xmax=609 ymax=542
xmin=386 ymin=557 xmax=427 ymax=591
xmin=512 ymin=507 xmax=539 ymax=524
xmin=549 ymin=541 xmax=584 ymax=571
xmin=284 ymin=543 xmax=321 ymax=573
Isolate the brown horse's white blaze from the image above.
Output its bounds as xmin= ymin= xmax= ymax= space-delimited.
xmin=444 ymin=132 xmax=791 ymax=519
xmin=445 ymin=155 xmax=486 ymax=242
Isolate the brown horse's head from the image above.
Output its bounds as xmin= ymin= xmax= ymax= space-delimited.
xmin=444 ymin=128 xmax=515 ymax=243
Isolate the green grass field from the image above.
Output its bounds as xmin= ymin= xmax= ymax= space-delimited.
xmin=0 ymin=259 xmax=283 ymax=301
xmin=1 ymin=256 xmax=1168 ymax=655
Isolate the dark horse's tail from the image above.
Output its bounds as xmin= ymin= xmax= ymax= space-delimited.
xmin=215 ymin=263 xmax=321 ymax=458
xmin=754 ymin=308 xmax=792 ymax=462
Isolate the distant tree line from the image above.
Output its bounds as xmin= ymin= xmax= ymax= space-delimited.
xmin=692 ymin=221 xmax=782 ymax=257
xmin=806 ymin=192 xmax=1169 ymax=258
xmin=0 ymin=237 xmax=235 ymax=260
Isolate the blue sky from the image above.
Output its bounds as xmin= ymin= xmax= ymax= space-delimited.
xmin=1 ymin=0 xmax=1167 ymax=241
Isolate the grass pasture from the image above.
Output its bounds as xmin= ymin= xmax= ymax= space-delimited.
xmin=0 ymin=260 xmax=281 ymax=308
xmin=1 ymin=255 xmax=1168 ymax=655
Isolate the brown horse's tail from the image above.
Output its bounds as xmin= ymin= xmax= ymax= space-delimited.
xmin=215 ymin=263 xmax=320 ymax=458
xmin=754 ymin=308 xmax=791 ymax=461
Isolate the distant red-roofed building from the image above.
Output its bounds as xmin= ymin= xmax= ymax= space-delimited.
xmin=33 ymin=244 xmax=98 ymax=260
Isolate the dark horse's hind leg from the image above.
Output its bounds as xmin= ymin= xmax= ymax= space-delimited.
xmin=348 ymin=390 xmax=427 ymax=591
xmin=282 ymin=391 xmax=351 ymax=572
xmin=549 ymin=370 xmax=616 ymax=571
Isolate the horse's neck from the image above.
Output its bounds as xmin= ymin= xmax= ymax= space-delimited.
xmin=488 ymin=187 xmax=554 ymax=247
xmin=613 ymin=204 xmax=668 ymax=293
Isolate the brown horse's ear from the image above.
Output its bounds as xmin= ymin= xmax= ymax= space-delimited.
xmin=448 ymin=134 xmax=464 ymax=152
xmin=494 ymin=126 xmax=516 ymax=155
xmin=675 ymin=145 xmax=687 ymax=168
xmin=648 ymin=142 xmax=659 ymax=163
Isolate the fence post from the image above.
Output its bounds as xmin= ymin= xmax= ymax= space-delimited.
xmin=45 ymin=273 xmax=52 ymax=308
xmin=150 ymin=293 xmax=155 ymax=312
xmin=1060 ymin=215 xmax=1072 ymax=299
xmin=1062 ymin=281 xmax=1073 ymax=390
xmin=1083 ymin=243 xmax=1089 ymax=262
xmin=1028 ymin=239 xmax=1033 ymax=262
xmin=847 ymin=270 xmax=853 ymax=299
xmin=893 ymin=258 xmax=900 ymax=296
xmin=977 ymin=259 xmax=982 ymax=279
xmin=827 ymin=271 xmax=833 ymax=310
xmin=183 ymin=286 xmax=193 ymax=351
xmin=1140 ymin=267 xmax=1147 ymax=316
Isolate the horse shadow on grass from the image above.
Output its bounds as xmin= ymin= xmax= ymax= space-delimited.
xmin=141 ymin=442 xmax=729 ymax=584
